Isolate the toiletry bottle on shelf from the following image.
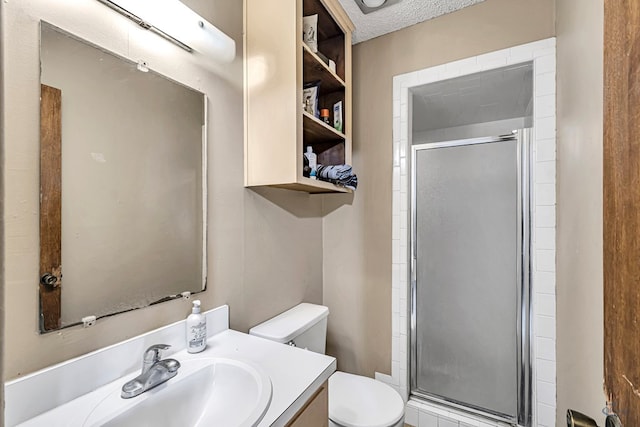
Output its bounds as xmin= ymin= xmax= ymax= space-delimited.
xmin=320 ymin=108 xmax=330 ymax=125
xmin=305 ymin=146 xmax=317 ymax=180
xmin=186 ymin=300 xmax=206 ymax=353
xmin=333 ymin=101 xmax=343 ymax=133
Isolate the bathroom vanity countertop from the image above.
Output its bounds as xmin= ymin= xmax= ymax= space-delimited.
xmin=13 ymin=329 xmax=336 ymax=427
xmin=192 ymin=329 xmax=337 ymax=426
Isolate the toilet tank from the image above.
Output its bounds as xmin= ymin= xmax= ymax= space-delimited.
xmin=249 ymin=303 xmax=329 ymax=354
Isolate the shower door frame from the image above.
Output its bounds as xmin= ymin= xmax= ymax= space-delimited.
xmin=409 ymin=130 xmax=532 ymax=427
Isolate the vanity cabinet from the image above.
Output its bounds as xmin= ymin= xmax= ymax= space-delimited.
xmin=244 ymin=0 xmax=354 ymax=193
xmin=286 ymin=381 xmax=329 ymax=427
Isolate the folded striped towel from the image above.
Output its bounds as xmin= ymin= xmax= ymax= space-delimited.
xmin=317 ymin=164 xmax=358 ymax=190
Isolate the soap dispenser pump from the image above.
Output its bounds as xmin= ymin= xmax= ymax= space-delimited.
xmin=186 ymin=300 xmax=206 ymax=353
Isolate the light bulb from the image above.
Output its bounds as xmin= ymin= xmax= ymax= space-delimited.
xmin=362 ymin=0 xmax=386 ymax=7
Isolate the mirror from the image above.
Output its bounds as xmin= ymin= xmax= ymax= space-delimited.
xmin=39 ymin=22 xmax=207 ymax=332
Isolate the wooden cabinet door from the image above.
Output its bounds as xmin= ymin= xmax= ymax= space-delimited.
xmin=604 ymin=1 xmax=640 ymax=424
xmin=286 ymin=381 xmax=328 ymax=427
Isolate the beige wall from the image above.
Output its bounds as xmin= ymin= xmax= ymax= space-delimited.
xmin=2 ymin=5 xmax=608 ymax=424
xmin=2 ymin=0 xmax=323 ymax=379
xmin=0 ymin=0 xmax=5 ymax=421
xmin=323 ymin=0 xmax=556 ymax=377
xmin=555 ymin=0 xmax=605 ymax=424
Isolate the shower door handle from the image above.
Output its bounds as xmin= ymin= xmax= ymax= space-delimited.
xmin=411 ymin=257 xmax=416 ymax=284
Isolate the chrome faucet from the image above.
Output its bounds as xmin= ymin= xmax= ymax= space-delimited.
xmin=121 ymin=344 xmax=181 ymax=399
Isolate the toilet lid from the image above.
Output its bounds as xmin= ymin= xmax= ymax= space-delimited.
xmin=329 ymin=371 xmax=404 ymax=427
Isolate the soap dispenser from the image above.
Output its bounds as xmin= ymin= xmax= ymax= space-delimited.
xmin=186 ymin=300 xmax=207 ymax=353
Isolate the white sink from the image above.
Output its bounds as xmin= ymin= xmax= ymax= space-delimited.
xmin=82 ymin=357 xmax=272 ymax=427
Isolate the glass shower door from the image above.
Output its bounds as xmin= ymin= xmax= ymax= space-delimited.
xmin=410 ymin=134 xmax=530 ymax=425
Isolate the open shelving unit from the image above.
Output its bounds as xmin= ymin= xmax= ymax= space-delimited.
xmin=244 ymin=0 xmax=354 ymax=193
xmin=302 ymin=43 xmax=345 ymax=93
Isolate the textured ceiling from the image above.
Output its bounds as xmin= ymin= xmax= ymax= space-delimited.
xmin=338 ymin=0 xmax=486 ymax=44
xmin=412 ymin=63 xmax=534 ymax=132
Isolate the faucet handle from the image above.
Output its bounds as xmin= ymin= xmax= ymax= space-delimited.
xmin=143 ymin=344 xmax=171 ymax=365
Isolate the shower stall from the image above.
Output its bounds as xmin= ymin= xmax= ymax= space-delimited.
xmin=410 ymin=130 xmax=531 ymax=426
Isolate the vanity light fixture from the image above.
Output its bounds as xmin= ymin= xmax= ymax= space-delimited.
xmin=97 ymin=0 xmax=235 ymax=63
xmin=354 ymin=0 xmax=402 ymax=14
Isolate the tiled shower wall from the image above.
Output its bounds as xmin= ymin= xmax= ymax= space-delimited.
xmin=376 ymin=38 xmax=557 ymax=427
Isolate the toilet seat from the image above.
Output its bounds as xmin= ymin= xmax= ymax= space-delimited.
xmin=328 ymin=371 xmax=404 ymax=427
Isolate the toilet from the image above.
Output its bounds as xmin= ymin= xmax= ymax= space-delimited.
xmin=249 ymin=303 xmax=405 ymax=427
